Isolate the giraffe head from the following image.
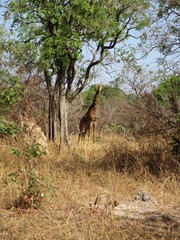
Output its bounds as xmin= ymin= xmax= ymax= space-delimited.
xmin=98 ymin=83 xmax=102 ymax=92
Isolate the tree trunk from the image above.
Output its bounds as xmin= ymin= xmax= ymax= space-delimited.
xmin=48 ymin=94 xmax=52 ymax=141
xmin=45 ymin=69 xmax=57 ymax=142
xmin=52 ymin=94 xmax=55 ymax=142
xmin=48 ymin=93 xmax=56 ymax=142
xmin=59 ymin=82 xmax=69 ymax=146
xmin=54 ymin=93 xmax=57 ymax=138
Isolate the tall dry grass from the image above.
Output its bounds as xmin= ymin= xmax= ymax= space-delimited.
xmin=0 ymin=135 xmax=180 ymax=239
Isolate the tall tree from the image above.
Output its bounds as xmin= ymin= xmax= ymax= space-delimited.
xmin=0 ymin=25 xmax=22 ymax=118
xmin=157 ymin=0 xmax=180 ymax=57
xmin=140 ymin=0 xmax=180 ymax=74
xmin=3 ymin=0 xmax=150 ymax=144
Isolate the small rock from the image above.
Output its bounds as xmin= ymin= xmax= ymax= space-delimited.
xmin=134 ymin=189 xmax=158 ymax=204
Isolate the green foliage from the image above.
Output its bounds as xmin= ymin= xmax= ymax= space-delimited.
xmin=155 ymin=74 xmax=180 ymax=156
xmin=25 ymin=143 xmax=47 ymax=161
xmin=147 ymin=0 xmax=179 ymax=73
xmin=10 ymin=148 xmax=21 ymax=156
xmin=0 ymin=25 xmax=23 ymax=118
xmin=0 ymin=25 xmax=7 ymax=54
xmin=83 ymin=84 xmax=125 ymax=107
xmin=83 ymin=85 xmax=98 ymax=107
xmin=25 ymin=170 xmax=43 ymax=209
xmin=155 ymin=74 xmax=180 ymax=108
xmin=104 ymin=123 xmax=121 ymax=133
xmin=4 ymin=0 xmax=150 ymax=74
xmin=100 ymin=85 xmax=124 ymax=101
xmin=0 ymin=76 xmax=22 ymax=117
xmin=0 ymin=119 xmax=21 ymax=137
xmin=10 ymin=143 xmax=47 ymax=209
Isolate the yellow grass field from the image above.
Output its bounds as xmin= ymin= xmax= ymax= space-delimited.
xmin=0 ymin=135 xmax=180 ymax=239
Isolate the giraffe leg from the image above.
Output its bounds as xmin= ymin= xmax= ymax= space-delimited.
xmin=83 ymin=131 xmax=85 ymax=141
xmin=78 ymin=125 xmax=82 ymax=143
xmin=88 ymin=124 xmax=91 ymax=142
xmin=93 ymin=122 xmax=96 ymax=143
xmin=78 ymin=133 xmax=81 ymax=143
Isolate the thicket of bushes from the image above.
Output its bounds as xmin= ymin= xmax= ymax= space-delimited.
xmin=0 ymin=73 xmax=179 ymax=158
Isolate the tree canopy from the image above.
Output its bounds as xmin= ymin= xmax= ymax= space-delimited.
xmin=140 ymin=0 xmax=180 ymax=74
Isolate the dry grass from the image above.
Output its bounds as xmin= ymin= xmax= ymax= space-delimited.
xmin=0 ymin=135 xmax=180 ymax=239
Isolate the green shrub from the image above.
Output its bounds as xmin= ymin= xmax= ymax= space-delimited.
xmin=104 ymin=123 xmax=121 ymax=133
xmin=0 ymin=76 xmax=22 ymax=117
xmin=155 ymin=74 xmax=180 ymax=156
xmin=0 ymin=119 xmax=21 ymax=137
xmin=10 ymin=143 xmax=47 ymax=209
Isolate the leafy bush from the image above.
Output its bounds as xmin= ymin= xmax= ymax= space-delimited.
xmin=0 ymin=76 xmax=22 ymax=117
xmin=0 ymin=119 xmax=21 ymax=137
xmin=155 ymin=74 xmax=180 ymax=156
xmin=104 ymin=123 xmax=121 ymax=133
xmin=155 ymin=74 xmax=180 ymax=107
xmin=10 ymin=143 xmax=47 ymax=209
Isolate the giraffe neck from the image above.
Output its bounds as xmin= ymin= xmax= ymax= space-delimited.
xmin=88 ymin=90 xmax=100 ymax=113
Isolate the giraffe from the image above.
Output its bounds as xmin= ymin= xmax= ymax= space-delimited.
xmin=78 ymin=84 xmax=102 ymax=143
